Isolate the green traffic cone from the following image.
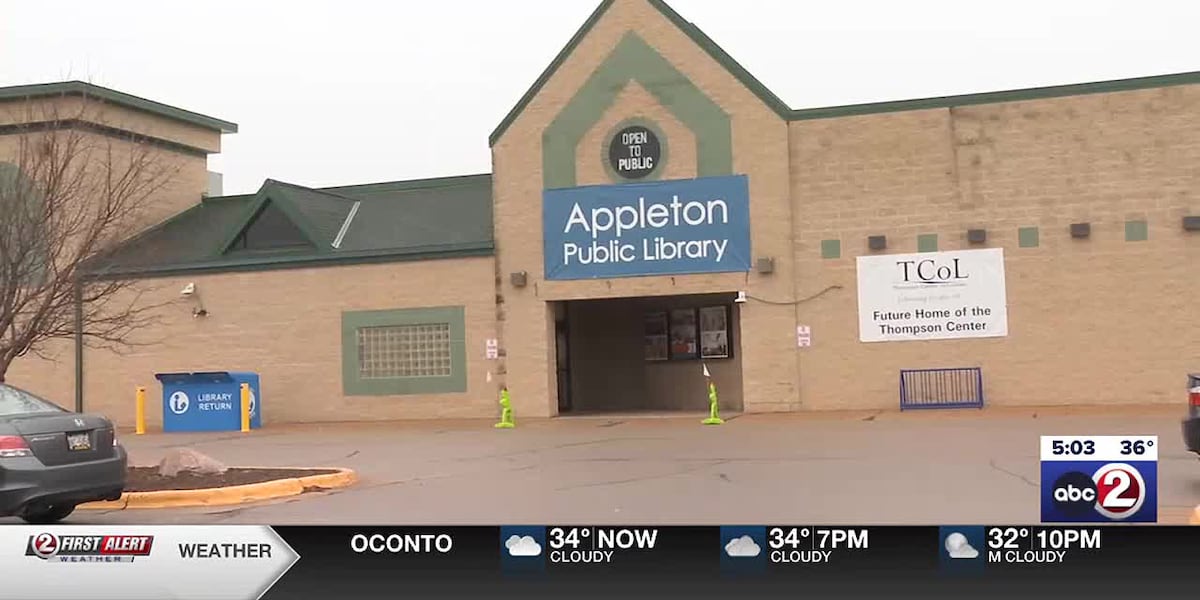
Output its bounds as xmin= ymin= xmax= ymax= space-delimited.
xmin=495 ymin=387 xmax=515 ymax=429
xmin=702 ymin=381 xmax=724 ymax=425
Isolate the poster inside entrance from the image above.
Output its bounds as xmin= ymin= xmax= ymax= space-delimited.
xmin=644 ymin=312 xmax=668 ymax=361
xmin=699 ymin=306 xmax=729 ymax=358
xmin=669 ymin=309 xmax=698 ymax=359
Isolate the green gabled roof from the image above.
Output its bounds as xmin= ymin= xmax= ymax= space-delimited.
xmin=0 ymin=81 xmax=237 ymax=133
xmin=489 ymin=0 xmax=1200 ymax=145
xmin=93 ymin=196 xmax=254 ymax=273
xmin=96 ymin=173 xmax=494 ymax=277
xmin=325 ymin=174 xmax=494 ymax=253
xmin=216 ymin=180 xmax=357 ymax=254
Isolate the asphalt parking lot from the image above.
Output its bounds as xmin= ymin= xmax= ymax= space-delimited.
xmin=5 ymin=405 xmax=1197 ymax=525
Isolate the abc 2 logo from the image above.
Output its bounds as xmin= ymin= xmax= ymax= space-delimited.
xmin=1041 ymin=461 xmax=1156 ymax=523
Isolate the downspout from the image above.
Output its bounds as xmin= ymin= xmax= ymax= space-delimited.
xmin=73 ymin=279 xmax=83 ymax=412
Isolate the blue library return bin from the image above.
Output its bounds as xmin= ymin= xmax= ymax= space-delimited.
xmin=155 ymin=371 xmax=262 ymax=433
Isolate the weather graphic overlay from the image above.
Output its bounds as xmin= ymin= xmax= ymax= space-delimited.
xmin=764 ymin=527 xmax=870 ymax=567
xmin=26 ymin=532 xmax=154 ymax=563
xmin=499 ymin=527 xmax=546 ymax=574
xmin=544 ymin=527 xmax=661 ymax=566
xmin=1040 ymin=436 xmax=1157 ymax=523
xmin=984 ymin=526 xmax=1102 ymax=567
xmin=719 ymin=526 xmax=766 ymax=576
xmin=938 ymin=526 xmax=985 ymax=575
xmin=726 ymin=535 xmax=762 ymax=558
xmin=945 ymin=532 xmax=979 ymax=559
xmin=505 ymin=534 xmax=543 ymax=557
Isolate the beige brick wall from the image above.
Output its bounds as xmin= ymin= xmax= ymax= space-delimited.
xmin=791 ymin=85 xmax=1200 ymax=409
xmin=11 ymin=257 xmax=499 ymax=426
xmin=0 ymin=113 xmax=210 ymax=231
xmin=491 ymin=0 xmax=798 ymax=417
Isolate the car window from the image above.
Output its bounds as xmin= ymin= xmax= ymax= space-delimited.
xmin=0 ymin=385 xmax=65 ymax=416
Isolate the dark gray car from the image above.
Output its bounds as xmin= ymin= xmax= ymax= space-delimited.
xmin=0 ymin=383 xmax=126 ymax=523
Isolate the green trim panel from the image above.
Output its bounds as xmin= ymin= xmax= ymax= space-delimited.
xmin=543 ymin=31 xmax=731 ymax=189
xmin=917 ymin=234 xmax=938 ymax=253
xmin=1018 ymin=227 xmax=1040 ymax=248
xmin=341 ymin=306 xmax=468 ymax=396
xmin=820 ymin=239 xmax=841 ymax=259
xmin=1125 ymin=220 xmax=1148 ymax=242
xmin=0 ymin=81 xmax=237 ymax=133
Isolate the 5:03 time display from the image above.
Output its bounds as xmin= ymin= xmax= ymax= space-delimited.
xmin=1050 ymin=440 xmax=1095 ymax=456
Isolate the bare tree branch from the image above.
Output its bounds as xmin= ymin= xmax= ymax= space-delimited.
xmin=0 ymin=100 xmax=182 ymax=381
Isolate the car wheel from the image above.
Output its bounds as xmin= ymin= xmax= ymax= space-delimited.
xmin=20 ymin=504 xmax=76 ymax=524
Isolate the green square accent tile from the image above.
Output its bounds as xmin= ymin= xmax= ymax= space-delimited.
xmin=917 ymin=234 xmax=938 ymax=253
xmin=1125 ymin=220 xmax=1148 ymax=242
xmin=341 ymin=306 xmax=467 ymax=396
xmin=820 ymin=239 xmax=841 ymax=259
xmin=1018 ymin=227 xmax=1040 ymax=248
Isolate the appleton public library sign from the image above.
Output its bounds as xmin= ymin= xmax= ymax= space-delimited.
xmin=542 ymin=175 xmax=752 ymax=280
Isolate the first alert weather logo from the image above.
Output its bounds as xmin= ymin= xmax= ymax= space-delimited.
xmin=26 ymin=532 xmax=154 ymax=563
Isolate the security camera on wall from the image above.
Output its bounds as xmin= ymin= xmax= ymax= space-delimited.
xmin=180 ymin=282 xmax=195 ymax=296
xmin=734 ymin=291 xmax=747 ymax=304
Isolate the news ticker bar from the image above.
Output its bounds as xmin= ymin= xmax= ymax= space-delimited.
xmin=3 ymin=524 xmax=1198 ymax=600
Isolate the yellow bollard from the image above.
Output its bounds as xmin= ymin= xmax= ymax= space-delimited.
xmin=240 ymin=383 xmax=251 ymax=433
xmin=135 ymin=387 xmax=146 ymax=435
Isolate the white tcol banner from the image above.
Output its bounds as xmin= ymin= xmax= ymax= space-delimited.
xmin=856 ymin=248 xmax=1009 ymax=343
xmin=0 ymin=525 xmax=299 ymax=600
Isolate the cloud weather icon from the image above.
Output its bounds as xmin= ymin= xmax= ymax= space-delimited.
xmin=505 ymin=535 xmax=543 ymax=557
xmin=724 ymin=535 xmax=762 ymax=558
xmin=944 ymin=532 xmax=979 ymax=559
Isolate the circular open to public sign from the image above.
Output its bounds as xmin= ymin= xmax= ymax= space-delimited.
xmin=609 ymin=125 xmax=661 ymax=179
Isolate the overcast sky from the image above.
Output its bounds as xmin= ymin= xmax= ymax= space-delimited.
xmin=3 ymin=0 xmax=1197 ymax=195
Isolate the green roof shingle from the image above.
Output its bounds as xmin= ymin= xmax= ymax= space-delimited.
xmin=97 ymin=173 xmax=494 ymax=277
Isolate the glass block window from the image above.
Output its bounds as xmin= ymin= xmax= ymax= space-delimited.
xmin=342 ymin=306 xmax=466 ymax=396
xmin=356 ymin=323 xmax=452 ymax=379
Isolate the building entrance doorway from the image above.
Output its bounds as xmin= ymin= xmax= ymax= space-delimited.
xmin=553 ymin=293 xmax=743 ymax=415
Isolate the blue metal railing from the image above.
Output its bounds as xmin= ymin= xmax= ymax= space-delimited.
xmin=899 ymin=367 xmax=984 ymax=410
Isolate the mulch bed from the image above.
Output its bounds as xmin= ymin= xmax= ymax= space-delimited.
xmin=124 ymin=467 xmax=339 ymax=493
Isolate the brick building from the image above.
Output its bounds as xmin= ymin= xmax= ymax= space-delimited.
xmin=5 ymin=0 xmax=1199 ymax=427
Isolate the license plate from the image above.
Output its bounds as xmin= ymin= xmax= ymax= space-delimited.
xmin=67 ymin=432 xmax=91 ymax=451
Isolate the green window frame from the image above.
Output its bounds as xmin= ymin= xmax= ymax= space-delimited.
xmin=341 ymin=306 xmax=467 ymax=396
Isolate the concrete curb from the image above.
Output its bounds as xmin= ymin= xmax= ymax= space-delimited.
xmin=78 ymin=468 xmax=357 ymax=510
